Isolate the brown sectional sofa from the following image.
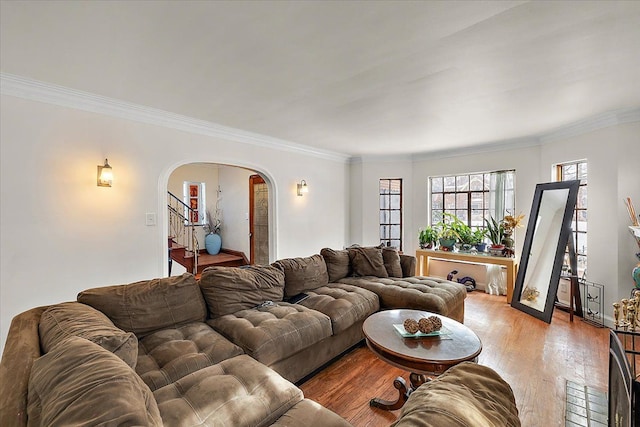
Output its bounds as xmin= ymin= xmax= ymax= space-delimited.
xmin=0 ymin=247 xmax=520 ymax=426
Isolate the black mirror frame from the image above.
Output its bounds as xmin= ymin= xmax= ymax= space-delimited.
xmin=511 ymin=180 xmax=580 ymax=323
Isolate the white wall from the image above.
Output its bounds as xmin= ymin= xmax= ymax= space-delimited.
xmin=0 ymin=94 xmax=349 ymax=352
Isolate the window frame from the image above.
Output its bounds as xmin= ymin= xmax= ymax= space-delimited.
xmin=379 ymin=178 xmax=403 ymax=250
xmin=556 ymin=160 xmax=587 ymax=276
xmin=429 ymin=170 xmax=515 ymax=231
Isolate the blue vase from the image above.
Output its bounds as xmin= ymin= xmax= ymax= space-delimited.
xmin=205 ymin=233 xmax=222 ymax=255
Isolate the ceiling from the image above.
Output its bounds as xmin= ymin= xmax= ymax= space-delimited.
xmin=2 ymin=1 xmax=639 ymax=157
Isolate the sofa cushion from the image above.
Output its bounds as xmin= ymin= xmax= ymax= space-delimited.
xmin=271 ymin=399 xmax=353 ymax=427
xmin=400 ymin=254 xmax=416 ymax=278
xmin=320 ymin=248 xmax=352 ymax=282
xmin=382 ymin=247 xmax=403 ymax=278
xmin=208 ymin=303 xmax=332 ymax=366
xmin=348 ymin=246 xmax=388 ymax=278
xmin=273 ymin=254 xmax=329 ymax=297
xmin=391 ymin=362 xmax=520 ymax=427
xmin=39 ymin=301 xmax=138 ymax=368
xmin=337 ymin=276 xmax=466 ymax=322
xmin=136 ymin=321 xmax=244 ymax=391
xmin=199 ymin=265 xmax=285 ymax=318
xmin=154 ymin=354 xmax=302 ymax=427
xmin=27 ymin=336 xmax=162 ymax=427
xmin=77 ymin=273 xmax=207 ymax=337
xmin=299 ymin=284 xmax=380 ymax=334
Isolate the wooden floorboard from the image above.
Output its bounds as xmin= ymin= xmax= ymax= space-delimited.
xmin=299 ymin=291 xmax=609 ymax=427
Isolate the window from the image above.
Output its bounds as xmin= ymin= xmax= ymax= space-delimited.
xmin=379 ymin=179 xmax=402 ymax=250
xmin=556 ymin=160 xmax=587 ymax=276
xmin=429 ymin=170 xmax=515 ymax=230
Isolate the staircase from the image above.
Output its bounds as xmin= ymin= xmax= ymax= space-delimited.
xmin=167 ymin=191 xmax=200 ymax=275
xmin=167 ymin=191 xmax=248 ymax=277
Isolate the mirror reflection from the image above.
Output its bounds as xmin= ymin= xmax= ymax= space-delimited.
xmin=519 ymin=188 xmax=570 ymax=312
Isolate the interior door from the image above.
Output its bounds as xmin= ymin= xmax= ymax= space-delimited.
xmin=249 ymin=175 xmax=269 ymax=265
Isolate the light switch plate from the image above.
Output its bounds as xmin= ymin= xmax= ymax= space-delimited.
xmin=145 ymin=212 xmax=156 ymax=226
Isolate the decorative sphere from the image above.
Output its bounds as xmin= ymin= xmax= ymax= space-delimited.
xmin=403 ymin=318 xmax=419 ymax=334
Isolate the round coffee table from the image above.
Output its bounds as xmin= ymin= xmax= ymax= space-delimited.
xmin=362 ymin=309 xmax=482 ymax=410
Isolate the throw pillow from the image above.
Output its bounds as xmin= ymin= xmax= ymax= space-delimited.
xmin=199 ymin=265 xmax=285 ymax=318
xmin=382 ymin=247 xmax=403 ymax=278
xmin=27 ymin=336 xmax=162 ymax=426
xmin=39 ymin=302 xmax=138 ymax=369
xmin=320 ymin=248 xmax=351 ymax=282
xmin=272 ymin=254 xmax=329 ymax=297
xmin=348 ymin=247 xmax=388 ymax=278
xmin=77 ymin=273 xmax=207 ymax=337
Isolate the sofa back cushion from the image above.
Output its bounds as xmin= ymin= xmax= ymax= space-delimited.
xmin=348 ymin=246 xmax=389 ymax=278
xmin=39 ymin=302 xmax=138 ymax=368
xmin=27 ymin=336 xmax=162 ymax=426
xmin=199 ymin=265 xmax=285 ymax=318
xmin=320 ymin=248 xmax=352 ymax=282
xmin=382 ymin=247 xmax=403 ymax=278
xmin=77 ymin=273 xmax=206 ymax=337
xmin=273 ymin=254 xmax=329 ymax=297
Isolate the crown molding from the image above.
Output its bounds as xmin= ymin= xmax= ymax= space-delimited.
xmin=0 ymin=73 xmax=351 ymax=163
xmin=412 ymin=136 xmax=541 ymax=162
xmin=349 ymin=154 xmax=414 ymax=164
xmin=539 ymin=107 xmax=640 ymax=144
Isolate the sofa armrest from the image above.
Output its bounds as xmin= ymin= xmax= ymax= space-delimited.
xmin=399 ymin=255 xmax=416 ymax=278
xmin=0 ymin=306 xmax=49 ymax=427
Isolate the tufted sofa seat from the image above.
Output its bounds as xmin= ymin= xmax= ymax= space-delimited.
xmin=153 ymin=355 xmax=302 ymax=426
xmin=207 ymin=303 xmax=332 ymax=367
xmin=336 ymin=276 xmax=466 ymax=323
xmin=136 ymin=321 xmax=244 ymax=391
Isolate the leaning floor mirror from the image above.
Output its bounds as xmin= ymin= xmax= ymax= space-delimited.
xmin=511 ymin=180 xmax=580 ymax=323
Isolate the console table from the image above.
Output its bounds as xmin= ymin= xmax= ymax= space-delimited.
xmin=415 ymin=249 xmax=518 ymax=303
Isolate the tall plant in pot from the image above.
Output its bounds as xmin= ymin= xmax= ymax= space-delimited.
xmin=485 ymin=217 xmax=505 ymax=256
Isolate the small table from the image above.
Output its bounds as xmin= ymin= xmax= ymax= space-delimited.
xmin=415 ymin=249 xmax=518 ymax=303
xmin=363 ymin=309 xmax=482 ymax=410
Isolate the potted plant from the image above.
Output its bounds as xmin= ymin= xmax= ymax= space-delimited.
xmin=418 ymin=226 xmax=438 ymax=249
xmin=436 ymin=213 xmax=462 ymax=251
xmin=485 ymin=217 xmax=505 ymax=256
xmin=470 ymin=228 xmax=488 ymax=252
xmin=452 ymin=220 xmax=474 ymax=252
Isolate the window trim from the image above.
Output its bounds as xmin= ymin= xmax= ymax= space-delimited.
xmin=379 ymin=178 xmax=403 ymax=250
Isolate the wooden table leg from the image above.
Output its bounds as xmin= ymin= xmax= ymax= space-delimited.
xmin=370 ymin=376 xmax=409 ymax=410
xmin=370 ymin=374 xmax=431 ymax=411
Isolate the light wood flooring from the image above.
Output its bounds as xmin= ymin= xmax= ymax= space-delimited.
xmin=300 ymin=291 xmax=609 ymax=427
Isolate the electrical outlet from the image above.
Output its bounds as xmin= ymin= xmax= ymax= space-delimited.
xmin=145 ymin=213 xmax=156 ymax=226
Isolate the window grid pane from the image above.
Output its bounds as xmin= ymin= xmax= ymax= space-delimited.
xmin=558 ymin=160 xmax=588 ymax=276
xmin=429 ymin=171 xmax=515 ymax=234
xmin=379 ymin=179 xmax=403 ymax=250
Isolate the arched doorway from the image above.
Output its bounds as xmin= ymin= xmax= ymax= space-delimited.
xmin=165 ymin=163 xmax=271 ymax=276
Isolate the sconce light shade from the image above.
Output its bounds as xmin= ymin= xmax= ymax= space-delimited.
xmin=97 ymin=158 xmax=113 ymax=187
xmin=297 ymin=180 xmax=309 ymax=196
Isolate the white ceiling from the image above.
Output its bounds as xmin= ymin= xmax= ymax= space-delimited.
xmin=2 ymin=1 xmax=639 ymax=157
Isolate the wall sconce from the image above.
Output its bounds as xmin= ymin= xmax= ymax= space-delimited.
xmin=297 ymin=180 xmax=309 ymax=196
xmin=97 ymin=158 xmax=113 ymax=187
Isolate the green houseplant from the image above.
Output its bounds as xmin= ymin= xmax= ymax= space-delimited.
xmin=436 ymin=213 xmax=462 ymax=251
xmin=418 ymin=226 xmax=438 ymax=249
xmin=485 ymin=217 xmax=505 ymax=255
xmin=470 ymin=228 xmax=488 ymax=252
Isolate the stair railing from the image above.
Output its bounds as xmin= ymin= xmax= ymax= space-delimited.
xmin=167 ymin=191 xmax=199 ymax=274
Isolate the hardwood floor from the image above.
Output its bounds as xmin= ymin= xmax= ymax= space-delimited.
xmin=300 ymin=291 xmax=609 ymax=427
